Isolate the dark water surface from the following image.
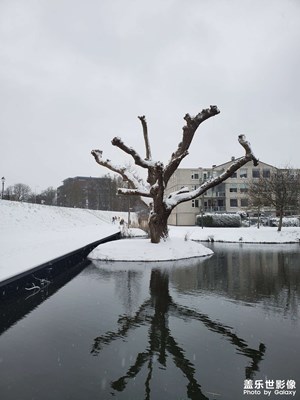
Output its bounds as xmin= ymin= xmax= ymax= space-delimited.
xmin=0 ymin=243 xmax=299 ymax=400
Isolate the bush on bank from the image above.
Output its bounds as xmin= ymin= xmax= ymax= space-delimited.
xmin=196 ymin=213 xmax=242 ymax=228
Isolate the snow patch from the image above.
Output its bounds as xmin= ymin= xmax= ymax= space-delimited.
xmin=169 ymin=226 xmax=300 ymax=244
xmin=88 ymin=237 xmax=213 ymax=262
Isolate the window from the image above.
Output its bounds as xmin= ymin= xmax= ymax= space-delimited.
xmin=191 ymin=185 xmax=197 ymax=191
xmin=240 ymin=183 xmax=248 ymax=193
xmin=252 ymin=169 xmax=260 ymax=178
xmin=192 ymin=199 xmax=199 ymax=208
xmin=191 ymin=173 xmax=199 ymax=180
xmin=217 ymin=199 xmax=224 ymax=207
xmin=229 ymin=184 xmax=238 ymax=193
xmin=240 ymin=169 xmax=247 ymax=178
xmin=240 ymin=198 xmax=249 ymax=207
xmin=263 ymin=169 xmax=270 ymax=178
xmin=230 ymin=199 xmax=238 ymax=207
xmin=231 ymin=172 xmax=237 ymax=178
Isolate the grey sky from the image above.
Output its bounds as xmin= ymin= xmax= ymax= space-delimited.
xmin=1 ymin=0 xmax=299 ymax=191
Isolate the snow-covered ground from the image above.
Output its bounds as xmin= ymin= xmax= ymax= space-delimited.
xmin=169 ymin=225 xmax=300 ymax=244
xmin=1 ymin=200 xmax=300 ymax=283
xmin=88 ymin=237 xmax=213 ymax=262
xmin=88 ymin=225 xmax=300 ymax=263
xmin=0 ymin=200 xmax=130 ymax=282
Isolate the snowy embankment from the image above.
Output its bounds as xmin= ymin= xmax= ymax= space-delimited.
xmin=88 ymin=225 xmax=300 ymax=263
xmin=169 ymin=226 xmax=300 ymax=244
xmin=2 ymin=200 xmax=300 ymax=283
xmin=0 ymin=200 xmax=133 ymax=283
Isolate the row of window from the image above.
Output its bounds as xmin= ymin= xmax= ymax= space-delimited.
xmin=229 ymin=186 xmax=248 ymax=193
xmin=231 ymin=169 xmax=270 ymax=179
xmin=191 ymin=198 xmax=249 ymax=208
xmin=230 ymin=198 xmax=249 ymax=207
xmin=192 ymin=169 xmax=271 ymax=180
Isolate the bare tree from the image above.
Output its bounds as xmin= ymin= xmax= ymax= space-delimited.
xmin=249 ymin=168 xmax=300 ymax=231
xmin=92 ymin=106 xmax=258 ymax=243
xmin=40 ymin=187 xmax=57 ymax=205
xmin=7 ymin=183 xmax=32 ymax=202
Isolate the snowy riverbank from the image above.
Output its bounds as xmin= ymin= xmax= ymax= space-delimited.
xmin=88 ymin=225 xmax=300 ymax=262
xmin=1 ymin=200 xmax=300 ymax=282
xmin=169 ymin=225 xmax=300 ymax=244
xmin=0 ymin=200 xmax=124 ymax=282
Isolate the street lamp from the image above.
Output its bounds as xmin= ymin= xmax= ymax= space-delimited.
xmin=1 ymin=177 xmax=5 ymax=199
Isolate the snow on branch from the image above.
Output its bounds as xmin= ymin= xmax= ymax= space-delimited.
xmin=167 ymin=186 xmax=190 ymax=199
xmin=238 ymin=134 xmax=259 ymax=166
xmin=165 ymin=134 xmax=258 ymax=209
xmin=163 ymin=105 xmax=220 ymax=185
xmin=111 ymin=137 xmax=154 ymax=169
xmin=117 ymin=188 xmax=152 ymax=198
xmin=91 ymin=149 xmax=150 ymax=194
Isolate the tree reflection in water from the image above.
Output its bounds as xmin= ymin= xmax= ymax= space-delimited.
xmin=91 ymin=268 xmax=265 ymax=399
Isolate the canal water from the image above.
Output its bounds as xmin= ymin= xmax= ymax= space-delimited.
xmin=0 ymin=243 xmax=299 ymax=400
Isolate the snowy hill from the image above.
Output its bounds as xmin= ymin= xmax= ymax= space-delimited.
xmin=0 ymin=200 xmax=134 ymax=282
xmin=0 ymin=200 xmax=137 ymax=232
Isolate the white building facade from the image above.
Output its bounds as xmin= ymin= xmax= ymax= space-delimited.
xmin=166 ymin=159 xmax=277 ymax=226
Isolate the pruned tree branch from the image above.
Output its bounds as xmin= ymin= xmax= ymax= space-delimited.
xmin=91 ymin=149 xmax=149 ymax=193
xmin=163 ymin=105 xmax=220 ymax=185
xmin=91 ymin=149 xmax=126 ymax=176
xmin=138 ymin=115 xmax=152 ymax=160
xmin=117 ymin=188 xmax=153 ymax=198
xmin=238 ymin=134 xmax=259 ymax=166
xmin=165 ymin=134 xmax=258 ymax=209
xmin=111 ymin=137 xmax=153 ymax=169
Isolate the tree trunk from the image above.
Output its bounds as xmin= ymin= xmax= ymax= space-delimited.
xmin=148 ymin=209 xmax=171 ymax=244
xmin=278 ymin=209 xmax=284 ymax=232
xmin=257 ymin=206 xmax=260 ymax=229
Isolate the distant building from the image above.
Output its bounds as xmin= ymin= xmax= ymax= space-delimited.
xmin=165 ymin=158 xmax=278 ymax=226
xmin=57 ymin=176 xmax=148 ymax=214
xmin=57 ymin=176 xmax=116 ymax=210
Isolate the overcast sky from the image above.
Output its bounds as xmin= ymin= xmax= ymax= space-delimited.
xmin=1 ymin=0 xmax=299 ymax=192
